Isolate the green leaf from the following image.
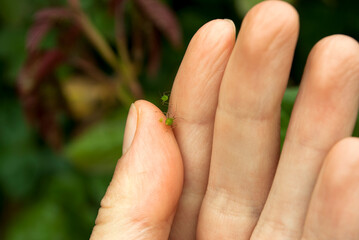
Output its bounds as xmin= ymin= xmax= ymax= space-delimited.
xmin=65 ymin=112 xmax=127 ymax=171
xmin=0 ymin=28 xmax=27 ymax=83
xmin=45 ymin=172 xmax=97 ymax=235
xmin=5 ymin=200 xmax=70 ymax=240
xmin=0 ymin=99 xmax=40 ymax=199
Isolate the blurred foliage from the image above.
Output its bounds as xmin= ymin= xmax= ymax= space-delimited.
xmin=0 ymin=0 xmax=358 ymax=239
xmin=65 ymin=110 xmax=126 ymax=171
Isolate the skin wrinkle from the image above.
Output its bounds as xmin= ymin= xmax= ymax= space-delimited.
xmin=252 ymin=150 xmax=323 ymax=239
xmin=208 ymin=124 xmax=279 ymax=208
xmin=217 ymin=100 xmax=281 ymax=122
xmin=93 ymin=196 xmax=174 ymax=240
xmin=173 ymin=111 xmax=216 ymax=127
xmin=205 ymin=184 xmax=264 ymax=218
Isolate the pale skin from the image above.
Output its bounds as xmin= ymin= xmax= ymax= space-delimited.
xmin=90 ymin=1 xmax=359 ymax=239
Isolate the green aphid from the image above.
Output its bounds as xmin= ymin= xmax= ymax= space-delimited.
xmin=165 ymin=117 xmax=174 ymax=126
xmin=160 ymin=92 xmax=170 ymax=105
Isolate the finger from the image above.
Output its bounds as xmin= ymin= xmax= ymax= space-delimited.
xmin=198 ymin=1 xmax=299 ymax=239
xmin=168 ymin=20 xmax=236 ymax=239
xmin=252 ymin=36 xmax=359 ymax=239
xmin=90 ymin=100 xmax=183 ymax=240
xmin=302 ymin=138 xmax=359 ymax=240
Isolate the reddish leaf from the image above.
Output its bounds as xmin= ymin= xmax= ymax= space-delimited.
xmin=26 ymin=21 xmax=53 ymax=53
xmin=18 ymin=52 xmax=43 ymax=96
xmin=35 ymin=7 xmax=73 ymax=21
xmin=21 ymin=90 xmax=63 ymax=150
xmin=26 ymin=7 xmax=73 ymax=53
xmin=35 ymin=49 xmax=65 ymax=82
xmin=18 ymin=65 xmax=64 ymax=150
xmin=18 ymin=50 xmax=65 ymax=95
xmin=39 ymin=108 xmax=63 ymax=150
xmin=133 ymin=0 xmax=182 ymax=48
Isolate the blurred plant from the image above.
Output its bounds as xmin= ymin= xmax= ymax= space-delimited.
xmin=17 ymin=0 xmax=182 ymax=150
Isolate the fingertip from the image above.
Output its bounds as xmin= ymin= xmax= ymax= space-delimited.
xmin=303 ymin=137 xmax=359 ymax=238
xmin=289 ymin=36 xmax=359 ymax=149
xmin=316 ymin=137 xmax=359 ymax=203
xmin=240 ymin=0 xmax=299 ymax=54
xmin=223 ymin=19 xmax=236 ymax=35
xmin=323 ymin=137 xmax=359 ymax=185
xmin=123 ymin=100 xmax=170 ymax=156
xmin=171 ymin=19 xmax=236 ymax=121
xmin=132 ymin=100 xmax=178 ymax=149
xmin=187 ymin=19 xmax=236 ymax=59
xmin=248 ymin=0 xmax=299 ymax=27
xmin=329 ymin=137 xmax=359 ymax=158
xmin=311 ymin=34 xmax=359 ymax=60
xmin=304 ymin=35 xmax=359 ymax=93
xmin=201 ymin=18 xmax=236 ymax=36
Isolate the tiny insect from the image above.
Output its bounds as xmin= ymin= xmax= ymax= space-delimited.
xmin=158 ymin=112 xmax=176 ymax=127
xmin=161 ymin=94 xmax=169 ymax=103
xmin=160 ymin=92 xmax=170 ymax=105
xmin=165 ymin=117 xmax=174 ymax=126
xmin=158 ymin=93 xmax=177 ymax=127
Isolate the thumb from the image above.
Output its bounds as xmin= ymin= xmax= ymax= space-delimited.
xmin=90 ymin=100 xmax=183 ymax=240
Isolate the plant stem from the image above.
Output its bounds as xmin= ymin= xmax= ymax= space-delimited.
xmin=115 ymin=1 xmax=143 ymax=98
xmin=69 ymin=0 xmax=142 ymax=103
xmin=69 ymin=1 xmax=118 ymax=70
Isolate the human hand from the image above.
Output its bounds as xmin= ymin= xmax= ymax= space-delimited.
xmin=90 ymin=1 xmax=359 ymax=239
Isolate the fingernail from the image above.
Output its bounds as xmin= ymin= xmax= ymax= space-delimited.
xmin=223 ymin=19 xmax=236 ymax=34
xmin=123 ymin=104 xmax=138 ymax=154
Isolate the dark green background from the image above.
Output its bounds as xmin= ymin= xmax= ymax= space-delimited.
xmin=0 ymin=0 xmax=358 ymax=239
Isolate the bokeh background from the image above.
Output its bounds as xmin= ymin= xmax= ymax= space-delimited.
xmin=0 ymin=0 xmax=358 ymax=239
